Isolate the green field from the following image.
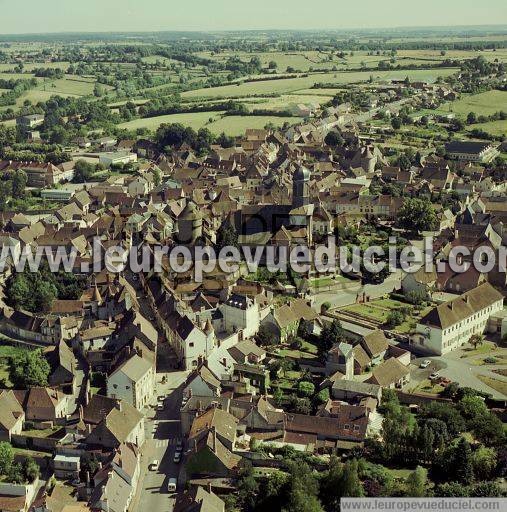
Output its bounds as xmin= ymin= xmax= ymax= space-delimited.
xmin=118 ymin=110 xmax=225 ymax=131
xmin=444 ymin=90 xmax=507 ymax=117
xmin=182 ymin=68 xmax=456 ymax=100
xmin=466 ymin=119 xmax=507 ymax=136
xmin=119 ymin=110 xmax=302 ymax=135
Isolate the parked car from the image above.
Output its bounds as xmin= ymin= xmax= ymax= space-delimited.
xmin=149 ymin=460 xmax=159 ymax=471
xmin=429 ymin=372 xmax=440 ymax=381
xmin=174 ymin=449 xmax=182 ymax=464
xmin=176 ymin=439 xmax=183 ymax=449
xmin=419 ymin=360 xmax=431 ymax=369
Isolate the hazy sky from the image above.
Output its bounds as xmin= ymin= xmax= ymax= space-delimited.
xmin=0 ymin=0 xmax=506 ymax=34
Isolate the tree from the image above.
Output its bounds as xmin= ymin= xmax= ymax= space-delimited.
xmin=72 ymin=159 xmax=95 ymax=183
xmin=324 ymin=131 xmax=344 ymax=147
xmin=268 ymin=60 xmax=278 ymax=70
xmin=471 ymin=412 xmax=506 ymax=447
xmin=0 ymin=442 xmax=13 ymax=476
xmin=469 ymin=334 xmax=484 ymax=349
xmin=216 ymin=221 xmax=239 ymax=252
xmin=458 ymin=394 xmax=487 ymax=424
xmin=397 ymin=198 xmax=437 ymax=233
xmin=11 ymin=170 xmax=27 ymax=197
xmin=337 ymin=459 xmax=364 ymax=497
xmin=471 ymin=446 xmax=497 ymax=481
xmin=152 ymin=167 xmax=161 ymax=187
xmin=466 ymin=112 xmax=477 ymax=125
xmin=454 ymin=438 xmax=474 ymax=484
xmin=319 ymin=319 xmax=345 ymax=356
xmin=386 ymin=310 xmax=404 ymax=328
xmin=405 ymin=466 xmax=427 ymax=497
xmin=9 ymin=349 xmax=51 ymax=388
xmin=297 ymin=381 xmax=315 ymax=397
xmin=23 ymin=457 xmax=40 ymax=482
xmin=289 ymin=396 xmax=312 ymax=415
xmin=256 ymin=324 xmax=276 ymax=346
xmin=391 ymin=117 xmax=402 ymax=130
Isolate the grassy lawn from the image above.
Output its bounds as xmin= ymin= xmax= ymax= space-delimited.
xmin=476 ymin=375 xmax=507 ymax=397
xmin=22 ymin=427 xmax=63 ymax=438
xmin=460 ymin=341 xmax=497 ymax=358
xmin=0 ymin=343 xmax=28 ymax=387
xmin=343 ymin=303 xmax=389 ymax=323
xmin=409 ymin=379 xmax=445 ymax=395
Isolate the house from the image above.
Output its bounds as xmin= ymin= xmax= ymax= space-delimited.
xmin=85 ymin=398 xmax=145 ymax=449
xmin=358 ymin=330 xmax=388 ymax=366
xmin=366 ymin=357 xmax=410 ymax=388
xmin=401 ymin=267 xmax=437 ymax=299
xmin=331 ymin=380 xmax=382 ymax=403
xmin=14 ymin=387 xmax=68 ymax=422
xmin=106 ymin=354 xmax=155 ymax=410
xmin=174 ymin=487 xmax=225 ymax=512
xmin=53 ymin=454 xmax=81 ymax=479
xmin=186 ymin=407 xmax=241 ymax=478
xmin=183 ymin=365 xmax=221 ymax=399
xmin=164 ymin=312 xmax=216 ymax=370
xmin=0 ymin=391 xmax=24 ymax=442
xmin=227 ymin=340 xmax=266 ymax=365
xmin=44 ymin=340 xmax=76 ymax=393
xmin=16 ymin=114 xmax=44 ymax=130
xmin=445 ymin=141 xmax=499 ymax=163
xmin=89 ymin=443 xmax=140 ymax=512
xmin=219 ymin=294 xmax=260 ymax=339
xmin=411 ymin=282 xmax=504 ymax=355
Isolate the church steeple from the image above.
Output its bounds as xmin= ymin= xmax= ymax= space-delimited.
xmin=292 ymin=164 xmax=311 ymax=208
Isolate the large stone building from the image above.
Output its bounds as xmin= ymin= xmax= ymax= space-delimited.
xmin=411 ymin=282 xmax=504 ymax=355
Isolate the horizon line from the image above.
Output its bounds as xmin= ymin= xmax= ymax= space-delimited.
xmin=1 ymin=23 xmax=507 ymax=38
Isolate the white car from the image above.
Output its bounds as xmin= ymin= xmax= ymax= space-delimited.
xmin=429 ymin=372 xmax=440 ymax=381
xmin=419 ymin=360 xmax=431 ymax=369
xmin=149 ymin=460 xmax=159 ymax=471
xmin=173 ymin=449 xmax=182 ymax=464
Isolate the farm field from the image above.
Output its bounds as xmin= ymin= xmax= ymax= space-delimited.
xmin=0 ymin=61 xmax=70 ymax=72
xmin=119 ymin=110 xmax=302 ymax=135
xmin=182 ymin=68 xmax=457 ymax=100
xmin=207 ymin=115 xmax=302 ymax=135
xmin=444 ymin=90 xmax=507 ymax=116
xmin=118 ymin=110 xmax=224 ymax=131
xmin=466 ymin=119 xmax=507 ymax=136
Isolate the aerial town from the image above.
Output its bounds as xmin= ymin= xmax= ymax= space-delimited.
xmin=0 ymin=4 xmax=506 ymax=512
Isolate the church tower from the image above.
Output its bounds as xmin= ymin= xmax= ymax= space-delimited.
xmin=292 ymin=164 xmax=311 ymax=208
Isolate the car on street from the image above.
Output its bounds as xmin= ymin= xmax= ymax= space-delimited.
xmin=149 ymin=460 xmax=159 ymax=471
xmin=174 ymin=449 xmax=182 ymax=463
xmin=429 ymin=372 xmax=440 ymax=381
xmin=168 ymin=477 xmax=177 ymax=493
xmin=176 ymin=439 xmax=183 ymax=449
xmin=419 ymin=360 xmax=431 ymax=368
xmin=157 ymin=403 xmax=164 ymax=411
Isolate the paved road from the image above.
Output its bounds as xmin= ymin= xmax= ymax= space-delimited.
xmin=129 ymin=370 xmax=188 ymax=512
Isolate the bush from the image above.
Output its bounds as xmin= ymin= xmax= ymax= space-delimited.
xmin=297 ymin=381 xmax=315 ymax=397
xmin=386 ymin=310 xmax=404 ymax=328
